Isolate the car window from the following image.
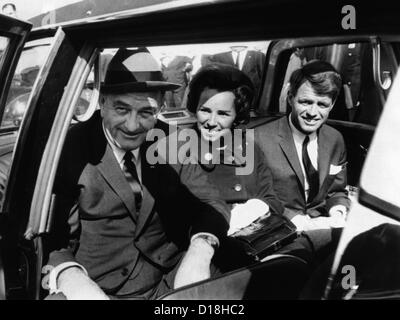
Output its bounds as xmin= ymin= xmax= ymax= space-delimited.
xmin=0 ymin=38 xmax=52 ymax=207
xmin=0 ymin=35 xmax=12 ymax=204
xmin=70 ymin=42 xmax=270 ymax=127
xmin=0 ymin=36 xmax=10 ymax=66
xmin=1 ymin=39 xmax=52 ymax=130
xmin=149 ymin=41 xmax=269 ymax=111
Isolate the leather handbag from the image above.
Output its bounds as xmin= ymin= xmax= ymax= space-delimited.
xmin=230 ymin=213 xmax=298 ymax=261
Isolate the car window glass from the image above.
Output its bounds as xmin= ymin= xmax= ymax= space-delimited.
xmin=0 ymin=36 xmax=10 ymax=67
xmin=71 ymin=42 xmax=269 ymax=125
xmin=72 ymin=51 xmax=112 ymax=123
xmin=148 ymin=41 xmax=269 ymax=110
xmin=72 ymin=63 xmax=96 ymax=122
xmin=0 ymin=35 xmax=11 ymax=205
xmin=0 ymin=39 xmax=51 ymax=207
xmin=1 ymin=40 xmax=51 ymax=129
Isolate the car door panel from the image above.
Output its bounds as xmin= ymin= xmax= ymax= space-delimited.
xmin=0 ymin=27 xmax=85 ymax=299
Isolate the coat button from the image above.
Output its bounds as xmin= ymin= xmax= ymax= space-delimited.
xmin=121 ymin=267 xmax=129 ymax=276
xmin=234 ymin=184 xmax=242 ymax=192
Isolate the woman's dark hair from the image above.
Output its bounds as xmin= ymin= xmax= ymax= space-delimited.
xmin=187 ymin=63 xmax=254 ymax=126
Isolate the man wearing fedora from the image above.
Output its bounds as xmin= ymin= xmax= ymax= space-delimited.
xmin=44 ymin=48 xmax=230 ymax=300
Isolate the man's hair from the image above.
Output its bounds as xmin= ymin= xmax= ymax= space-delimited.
xmin=2 ymin=3 xmax=16 ymax=11
xmin=187 ymin=63 xmax=254 ymax=125
xmin=288 ymin=60 xmax=342 ymax=102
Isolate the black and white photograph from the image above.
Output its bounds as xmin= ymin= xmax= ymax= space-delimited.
xmin=0 ymin=0 xmax=399 ymax=308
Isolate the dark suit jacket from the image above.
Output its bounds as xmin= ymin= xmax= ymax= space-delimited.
xmin=208 ymin=50 xmax=266 ymax=96
xmin=46 ymin=112 xmax=229 ymax=294
xmin=162 ymin=56 xmax=193 ymax=88
xmin=254 ymin=116 xmax=350 ymax=220
xmin=191 ymin=128 xmax=283 ymax=215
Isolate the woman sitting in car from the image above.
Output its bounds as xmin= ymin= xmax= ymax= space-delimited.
xmin=179 ymin=64 xmax=292 ymax=269
xmin=185 ymin=63 xmax=284 ymax=221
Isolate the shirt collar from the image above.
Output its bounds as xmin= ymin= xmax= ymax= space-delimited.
xmin=102 ymin=122 xmax=140 ymax=166
xmin=288 ymin=113 xmax=317 ymax=143
xmin=231 ymin=49 xmax=248 ymax=58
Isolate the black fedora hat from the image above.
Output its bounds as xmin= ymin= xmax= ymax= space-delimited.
xmin=101 ymin=47 xmax=180 ymax=93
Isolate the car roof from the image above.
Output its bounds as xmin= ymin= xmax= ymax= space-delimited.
xmin=30 ymin=0 xmax=234 ymax=31
xmin=27 ymin=0 xmax=400 ymax=47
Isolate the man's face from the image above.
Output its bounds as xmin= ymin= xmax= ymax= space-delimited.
xmin=2 ymin=5 xmax=16 ymax=17
xmin=100 ymin=91 xmax=162 ymax=151
xmin=289 ymin=81 xmax=334 ymax=134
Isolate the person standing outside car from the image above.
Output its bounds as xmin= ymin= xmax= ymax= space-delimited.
xmin=255 ymin=60 xmax=350 ymax=256
xmin=161 ymin=54 xmax=193 ymax=108
xmin=1 ymin=2 xmax=17 ymax=18
xmin=44 ymin=48 xmax=230 ymax=300
xmin=208 ymin=45 xmax=266 ymax=105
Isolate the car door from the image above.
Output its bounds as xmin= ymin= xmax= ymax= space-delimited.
xmin=323 ymin=59 xmax=400 ymax=300
xmin=0 ymin=18 xmax=85 ymax=298
xmin=0 ymin=14 xmax=32 ymax=300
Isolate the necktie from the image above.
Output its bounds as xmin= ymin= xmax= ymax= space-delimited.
xmin=302 ymin=136 xmax=319 ymax=203
xmin=123 ymin=152 xmax=143 ymax=210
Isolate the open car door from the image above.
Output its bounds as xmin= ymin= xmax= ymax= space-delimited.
xmin=323 ymin=61 xmax=400 ymax=300
xmin=0 ymin=14 xmax=32 ymax=300
xmin=0 ymin=20 xmax=73 ymax=298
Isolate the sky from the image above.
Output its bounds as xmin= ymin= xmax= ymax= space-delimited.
xmin=0 ymin=0 xmax=81 ymax=20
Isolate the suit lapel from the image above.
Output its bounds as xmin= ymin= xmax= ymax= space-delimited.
xmin=226 ymin=52 xmax=235 ymax=65
xmin=242 ymin=51 xmax=251 ymax=69
xmin=278 ymin=117 xmax=305 ymax=191
xmin=97 ymin=144 xmax=138 ymax=222
xmin=134 ymin=144 xmax=156 ymax=238
xmin=317 ymin=126 xmax=332 ymax=188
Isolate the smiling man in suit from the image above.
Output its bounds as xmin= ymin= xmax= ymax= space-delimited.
xmin=44 ymin=48 xmax=230 ymax=300
xmin=255 ymin=60 xmax=351 ymax=253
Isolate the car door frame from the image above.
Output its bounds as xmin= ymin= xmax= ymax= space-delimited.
xmin=0 ymin=25 xmax=92 ymax=299
xmin=0 ymin=14 xmax=32 ymax=301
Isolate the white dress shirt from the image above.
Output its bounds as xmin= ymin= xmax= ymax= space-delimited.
xmin=231 ymin=49 xmax=248 ymax=70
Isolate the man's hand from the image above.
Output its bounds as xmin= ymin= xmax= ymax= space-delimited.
xmin=57 ymin=267 xmax=109 ymax=300
xmin=291 ymin=213 xmax=346 ymax=232
xmin=174 ymin=237 xmax=214 ymax=289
